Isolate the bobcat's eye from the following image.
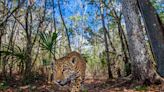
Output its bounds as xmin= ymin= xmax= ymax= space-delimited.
xmin=62 ymin=68 xmax=67 ymax=73
xmin=64 ymin=67 xmax=68 ymax=71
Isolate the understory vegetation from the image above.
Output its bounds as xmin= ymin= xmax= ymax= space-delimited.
xmin=0 ymin=0 xmax=164 ymax=91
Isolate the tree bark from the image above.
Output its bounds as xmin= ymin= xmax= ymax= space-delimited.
xmin=137 ymin=0 xmax=164 ymax=76
xmin=122 ymin=0 xmax=163 ymax=83
xmin=0 ymin=0 xmax=7 ymax=78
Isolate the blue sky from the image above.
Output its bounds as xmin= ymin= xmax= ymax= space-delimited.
xmin=41 ymin=0 xmax=164 ymax=34
xmin=50 ymin=0 xmax=100 ymax=31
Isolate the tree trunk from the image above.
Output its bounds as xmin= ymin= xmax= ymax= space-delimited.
xmin=1 ymin=0 xmax=7 ymax=78
xmin=137 ymin=0 xmax=164 ymax=76
xmin=58 ymin=0 xmax=71 ymax=53
xmin=118 ymin=23 xmax=129 ymax=61
xmin=106 ymin=32 xmax=116 ymax=52
xmin=112 ymin=9 xmax=130 ymax=65
xmin=100 ymin=0 xmax=113 ymax=78
xmin=23 ymin=7 xmax=33 ymax=81
xmin=118 ymin=22 xmax=131 ymax=76
xmin=0 ymin=32 xmax=2 ymax=70
xmin=52 ymin=0 xmax=57 ymax=59
xmin=122 ymin=0 xmax=163 ymax=83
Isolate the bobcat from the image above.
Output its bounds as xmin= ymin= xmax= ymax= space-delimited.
xmin=54 ymin=51 xmax=86 ymax=92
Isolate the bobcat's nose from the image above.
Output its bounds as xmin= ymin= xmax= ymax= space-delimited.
xmin=56 ymin=80 xmax=61 ymax=83
xmin=56 ymin=80 xmax=66 ymax=86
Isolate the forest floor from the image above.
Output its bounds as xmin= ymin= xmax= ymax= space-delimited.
xmin=84 ymin=78 xmax=164 ymax=92
xmin=0 ymin=74 xmax=164 ymax=92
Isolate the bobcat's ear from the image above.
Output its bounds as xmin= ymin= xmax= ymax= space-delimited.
xmin=72 ymin=57 xmax=77 ymax=64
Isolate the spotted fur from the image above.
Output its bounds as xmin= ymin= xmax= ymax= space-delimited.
xmin=54 ymin=51 xmax=86 ymax=92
